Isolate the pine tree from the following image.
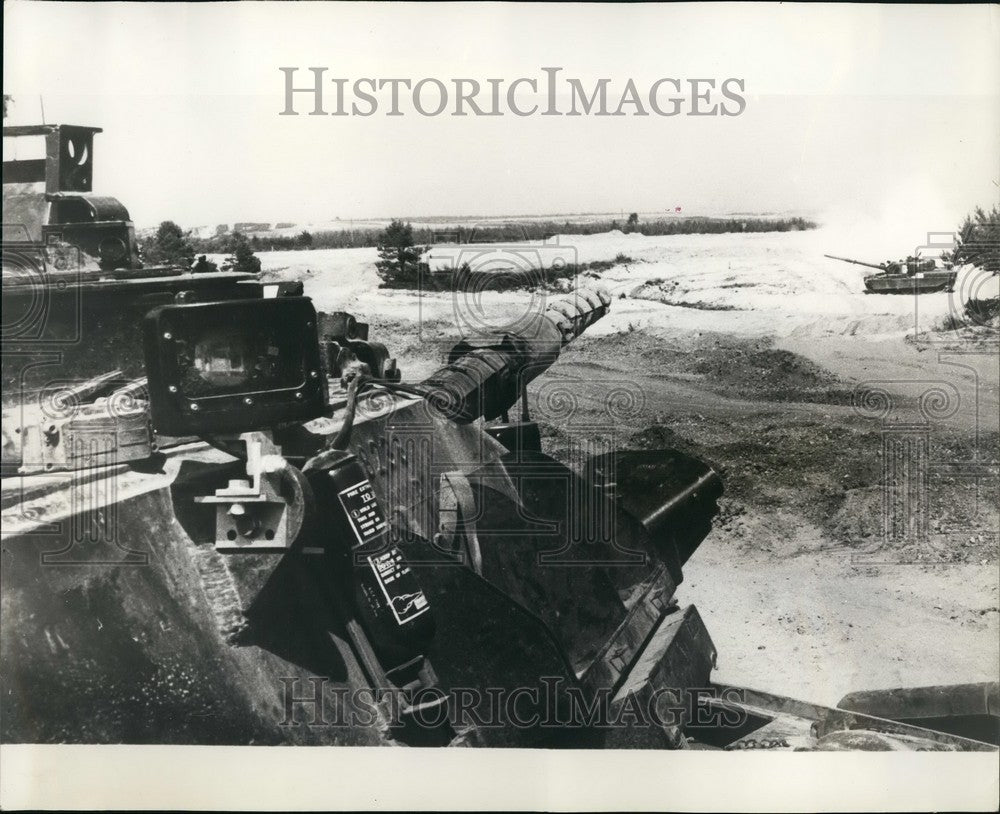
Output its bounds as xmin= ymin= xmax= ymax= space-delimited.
xmin=141 ymin=221 xmax=195 ymax=268
xmin=950 ymin=205 xmax=999 ymax=273
xmin=375 ymin=220 xmax=427 ymax=287
xmin=223 ymin=232 xmax=262 ymax=273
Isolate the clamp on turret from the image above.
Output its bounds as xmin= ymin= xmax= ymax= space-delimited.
xmin=195 ymin=431 xmax=313 ymax=552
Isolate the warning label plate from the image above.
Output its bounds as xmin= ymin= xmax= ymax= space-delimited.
xmin=337 ymin=479 xmax=388 ymax=549
xmin=368 ymin=550 xmax=430 ymax=625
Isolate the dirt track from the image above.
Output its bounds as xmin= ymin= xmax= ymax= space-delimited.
xmin=256 ymin=227 xmax=1000 ymax=706
xmin=550 ymin=329 xmax=998 ymax=706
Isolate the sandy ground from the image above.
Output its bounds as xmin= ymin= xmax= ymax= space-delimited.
xmin=247 ymin=227 xmax=999 ymax=707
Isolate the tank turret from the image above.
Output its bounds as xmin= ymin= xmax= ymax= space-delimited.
xmin=2 ymin=123 xmax=259 ymax=397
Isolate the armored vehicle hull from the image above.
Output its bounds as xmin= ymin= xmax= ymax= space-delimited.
xmin=824 ymin=253 xmax=957 ymax=295
xmin=864 ymin=269 xmax=957 ymax=294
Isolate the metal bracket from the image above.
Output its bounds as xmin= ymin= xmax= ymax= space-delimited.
xmin=318 ymin=310 xmax=402 ymax=384
xmin=195 ymin=431 xmax=305 ymax=551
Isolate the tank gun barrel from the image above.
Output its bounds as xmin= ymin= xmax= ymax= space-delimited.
xmin=824 ymin=254 xmax=886 ymax=271
xmin=421 ymin=288 xmax=611 ymax=423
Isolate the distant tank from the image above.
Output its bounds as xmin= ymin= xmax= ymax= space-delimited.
xmin=824 ymin=253 xmax=957 ymax=294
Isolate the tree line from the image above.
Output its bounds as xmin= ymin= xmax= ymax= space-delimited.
xmin=184 ymin=214 xmax=817 ymax=253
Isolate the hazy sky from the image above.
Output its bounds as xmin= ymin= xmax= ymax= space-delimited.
xmin=5 ymin=2 xmax=999 ymax=230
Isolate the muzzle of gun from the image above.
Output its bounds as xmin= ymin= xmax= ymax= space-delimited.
xmin=420 ymin=288 xmax=611 ymax=423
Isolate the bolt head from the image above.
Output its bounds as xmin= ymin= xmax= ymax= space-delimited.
xmin=163 ymin=331 xmax=172 ymax=340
